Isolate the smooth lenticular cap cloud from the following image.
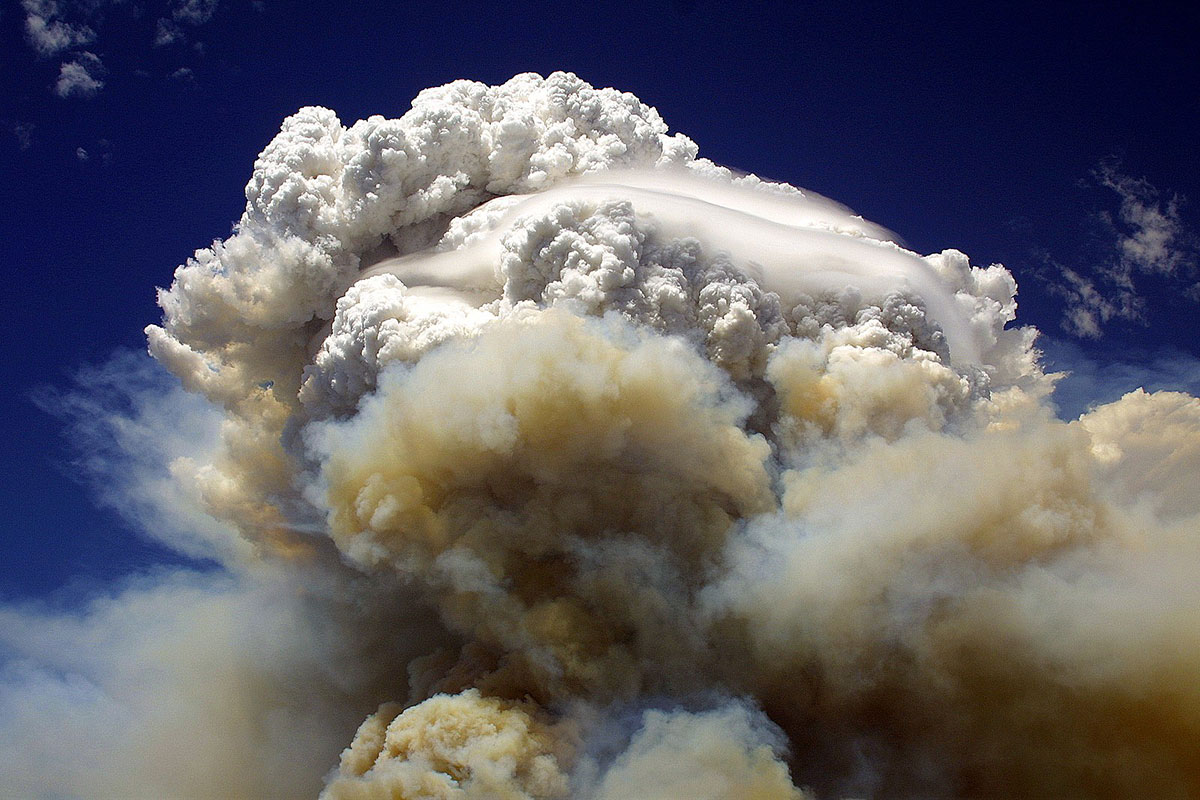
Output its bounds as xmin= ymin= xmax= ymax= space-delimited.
xmin=362 ymin=168 xmax=978 ymax=365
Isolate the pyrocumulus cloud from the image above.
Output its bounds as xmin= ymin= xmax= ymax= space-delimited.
xmin=4 ymin=72 xmax=1200 ymax=799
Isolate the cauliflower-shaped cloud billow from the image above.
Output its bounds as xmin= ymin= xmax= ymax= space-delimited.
xmin=119 ymin=72 xmax=1200 ymax=798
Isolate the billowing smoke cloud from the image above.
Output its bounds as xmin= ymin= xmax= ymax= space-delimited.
xmin=6 ymin=72 xmax=1200 ymax=798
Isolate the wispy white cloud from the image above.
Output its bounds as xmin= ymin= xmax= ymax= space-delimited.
xmin=154 ymin=17 xmax=184 ymax=46
xmin=1052 ymin=262 xmax=1137 ymax=339
xmin=1096 ymin=161 xmax=1191 ymax=279
xmin=154 ymin=0 xmax=218 ymax=47
xmin=20 ymin=1 xmax=220 ymax=93
xmin=171 ymin=0 xmax=218 ymax=25
xmin=22 ymin=0 xmax=95 ymax=56
xmin=33 ymin=350 xmax=242 ymax=563
xmin=54 ymin=51 xmax=104 ymax=98
xmin=1048 ymin=159 xmax=1198 ymax=338
xmin=11 ymin=122 xmax=35 ymax=151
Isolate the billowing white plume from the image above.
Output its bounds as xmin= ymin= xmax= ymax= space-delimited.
xmin=7 ymin=72 xmax=1198 ymax=799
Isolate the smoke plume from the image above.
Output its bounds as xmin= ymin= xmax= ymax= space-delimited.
xmin=6 ymin=72 xmax=1200 ymax=798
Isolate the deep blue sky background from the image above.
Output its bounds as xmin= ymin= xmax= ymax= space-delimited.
xmin=3 ymin=0 xmax=1198 ymax=599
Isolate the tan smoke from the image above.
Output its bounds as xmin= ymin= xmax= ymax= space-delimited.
xmin=309 ymin=310 xmax=773 ymax=702
xmin=1080 ymin=387 xmax=1200 ymax=519
xmin=706 ymin=406 xmax=1200 ymax=796
xmin=324 ymin=689 xmax=574 ymax=800
xmin=586 ymin=704 xmax=811 ymax=800
xmin=9 ymin=72 xmax=1190 ymax=799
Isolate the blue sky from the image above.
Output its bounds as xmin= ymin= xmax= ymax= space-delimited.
xmin=3 ymin=0 xmax=1198 ymax=600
